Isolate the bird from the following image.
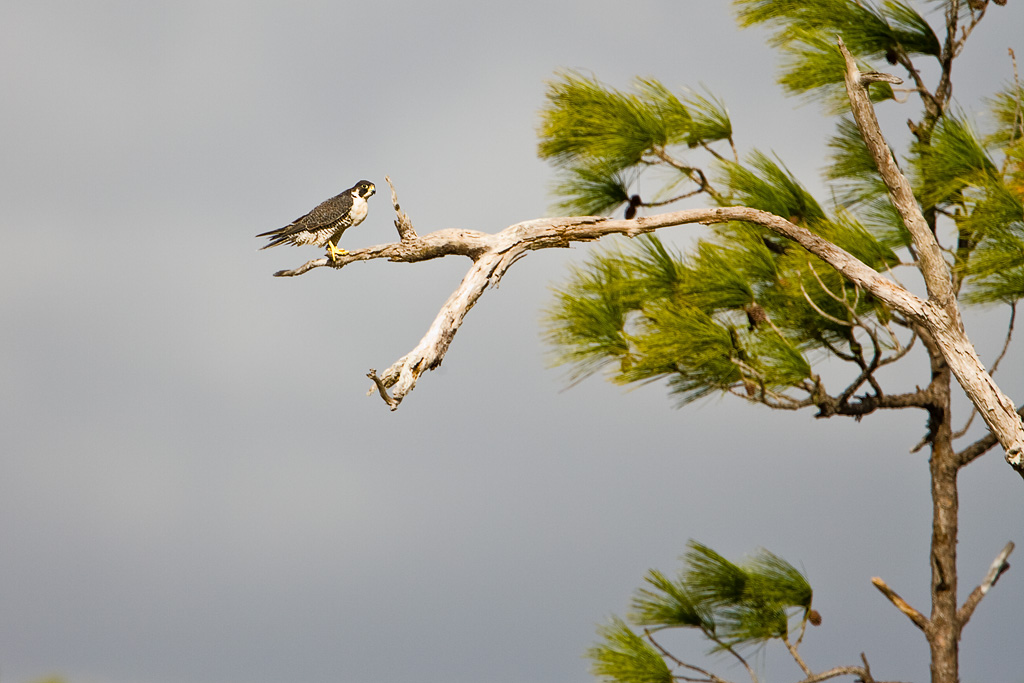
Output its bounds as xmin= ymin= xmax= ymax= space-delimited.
xmin=257 ymin=180 xmax=376 ymax=262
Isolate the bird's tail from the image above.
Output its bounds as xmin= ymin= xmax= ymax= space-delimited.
xmin=256 ymin=228 xmax=286 ymax=249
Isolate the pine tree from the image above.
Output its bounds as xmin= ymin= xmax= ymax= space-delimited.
xmin=539 ymin=2 xmax=1023 ymax=682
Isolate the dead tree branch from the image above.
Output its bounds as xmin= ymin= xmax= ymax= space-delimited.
xmin=957 ymin=541 xmax=1014 ymax=628
xmin=838 ymin=37 xmax=1024 ymax=476
xmin=871 ymin=576 xmax=929 ymax=631
xmin=956 ymin=404 xmax=1024 ymax=467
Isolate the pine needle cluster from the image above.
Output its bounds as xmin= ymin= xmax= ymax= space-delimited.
xmin=735 ymin=0 xmax=938 ymax=109
xmin=539 ymin=71 xmax=733 ymax=215
xmin=588 ymin=542 xmax=814 ymax=683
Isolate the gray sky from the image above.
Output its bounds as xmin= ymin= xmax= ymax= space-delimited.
xmin=2 ymin=2 xmax=1023 ymax=683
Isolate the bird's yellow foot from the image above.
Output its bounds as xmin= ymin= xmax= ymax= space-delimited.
xmin=326 ymin=244 xmax=349 ymax=262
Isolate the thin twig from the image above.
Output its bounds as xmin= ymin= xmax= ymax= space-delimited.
xmin=1010 ymin=48 xmax=1023 ymax=142
xmin=641 ymin=189 xmax=708 ymax=207
xmin=793 ymin=666 xmax=870 ymax=683
xmin=989 ymin=302 xmax=1017 ymax=376
xmin=877 ymin=331 xmax=917 ymax=368
xmin=650 ymin=147 xmax=724 ymax=202
xmin=891 ymin=47 xmax=939 ymax=124
xmin=784 ymin=637 xmax=813 ymax=677
xmin=799 ymin=281 xmax=853 ymax=327
xmin=386 ymin=174 xmax=418 ymax=241
xmin=871 ymin=577 xmax=928 ymax=631
xmin=957 ymin=541 xmax=1014 ymax=627
xmin=705 ymin=633 xmax=758 ymax=683
xmin=700 ymin=141 xmax=728 ymax=163
xmin=806 ymin=260 xmax=851 ymax=305
xmin=955 ymin=404 xmax=1024 ymax=466
xmin=953 ymin=3 xmax=986 ymax=57
xmin=951 ymin=410 xmax=978 ymax=440
xmin=643 ymin=629 xmax=732 ymax=683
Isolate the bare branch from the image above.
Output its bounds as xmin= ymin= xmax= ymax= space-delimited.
xmin=953 ymin=3 xmax=987 ymax=57
xmin=783 ymin=650 xmax=910 ymax=683
xmin=933 ymin=0 xmax=960 ymax=117
xmin=784 ymin=637 xmax=813 ymax=677
xmin=799 ymin=280 xmax=854 ymax=327
xmin=366 ymin=369 xmax=399 ymax=410
xmin=957 ymin=541 xmax=1015 ymax=628
xmin=956 ymin=404 xmax=1024 ymax=466
xmin=373 ymin=251 xmax=504 ymax=409
xmin=988 ymin=302 xmax=1017 ymax=377
xmin=839 ymin=37 xmax=1024 ymax=475
xmin=838 ymin=39 xmax=955 ymax=308
xmin=887 ymin=44 xmax=939 ymax=124
xmin=650 ymin=147 xmax=724 ymax=202
xmin=792 ymin=666 xmax=868 ymax=683
xmin=871 ymin=576 xmax=929 ymax=631
xmin=386 ymin=174 xmax=418 ymax=241
xmin=877 ymin=330 xmax=917 ymax=368
xmin=703 ymin=633 xmax=758 ymax=683
xmin=644 ymin=629 xmax=736 ymax=683
xmin=271 ymin=228 xmax=491 ymax=277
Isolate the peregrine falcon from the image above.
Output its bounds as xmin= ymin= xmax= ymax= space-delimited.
xmin=257 ymin=180 xmax=376 ymax=262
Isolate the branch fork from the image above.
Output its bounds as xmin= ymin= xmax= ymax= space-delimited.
xmin=873 ymin=542 xmax=1014 ymax=634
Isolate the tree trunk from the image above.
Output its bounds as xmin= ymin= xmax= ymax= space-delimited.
xmin=927 ymin=366 xmax=959 ymax=683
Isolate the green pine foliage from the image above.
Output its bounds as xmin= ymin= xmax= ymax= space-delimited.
xmin=588 ymin=542 xmax=814 ymax=683
xmin=541 ymin=1 xmax=1024 ymax=407
xmin=962 ymin=84 xmax=1024 ymax=303
xmin=545 ymin=256 xmax=639 ymax=382
xmin=538 ymin=72 xmax=669 ymax=171
xmin=551 ymin=163 xmax=634 ymax=216
xmin=736 ymin=0 xmax=935 ymax=107
xmin=538 ymin=72 xmax=734 ymax=215
xmin=544 ymin=176 xmax=897 ymax=405
xmin=718 ymin=152 xmax=826 ymax=223
xmin=630 ymin=569 xmax=713 ymax=630
xmin=960 ymin=181 xmax=1024 ymax=304
xmin=588 ymin=617 xmax=673 ymax=683
xmin=986 ymin=84 xmax=1024 ymax=149
xmin=914 ymin=114 xmax=999 ymax=207
xmin=827 ymin=117 xmax=892 ymax=207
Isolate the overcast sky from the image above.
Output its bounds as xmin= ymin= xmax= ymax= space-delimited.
xmin=2 ymin=2 xmax=1023 ymax=683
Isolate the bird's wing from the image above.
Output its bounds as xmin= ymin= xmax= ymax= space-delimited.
xmin=258 ymin=191 xmax=354 ymax=238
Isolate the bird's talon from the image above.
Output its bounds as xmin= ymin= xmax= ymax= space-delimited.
xmin=327 ymin=245 xmax=349 ymax=262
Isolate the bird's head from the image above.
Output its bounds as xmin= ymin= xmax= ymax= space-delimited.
xmin=353 ymin=180 xmax=376 ymax=199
